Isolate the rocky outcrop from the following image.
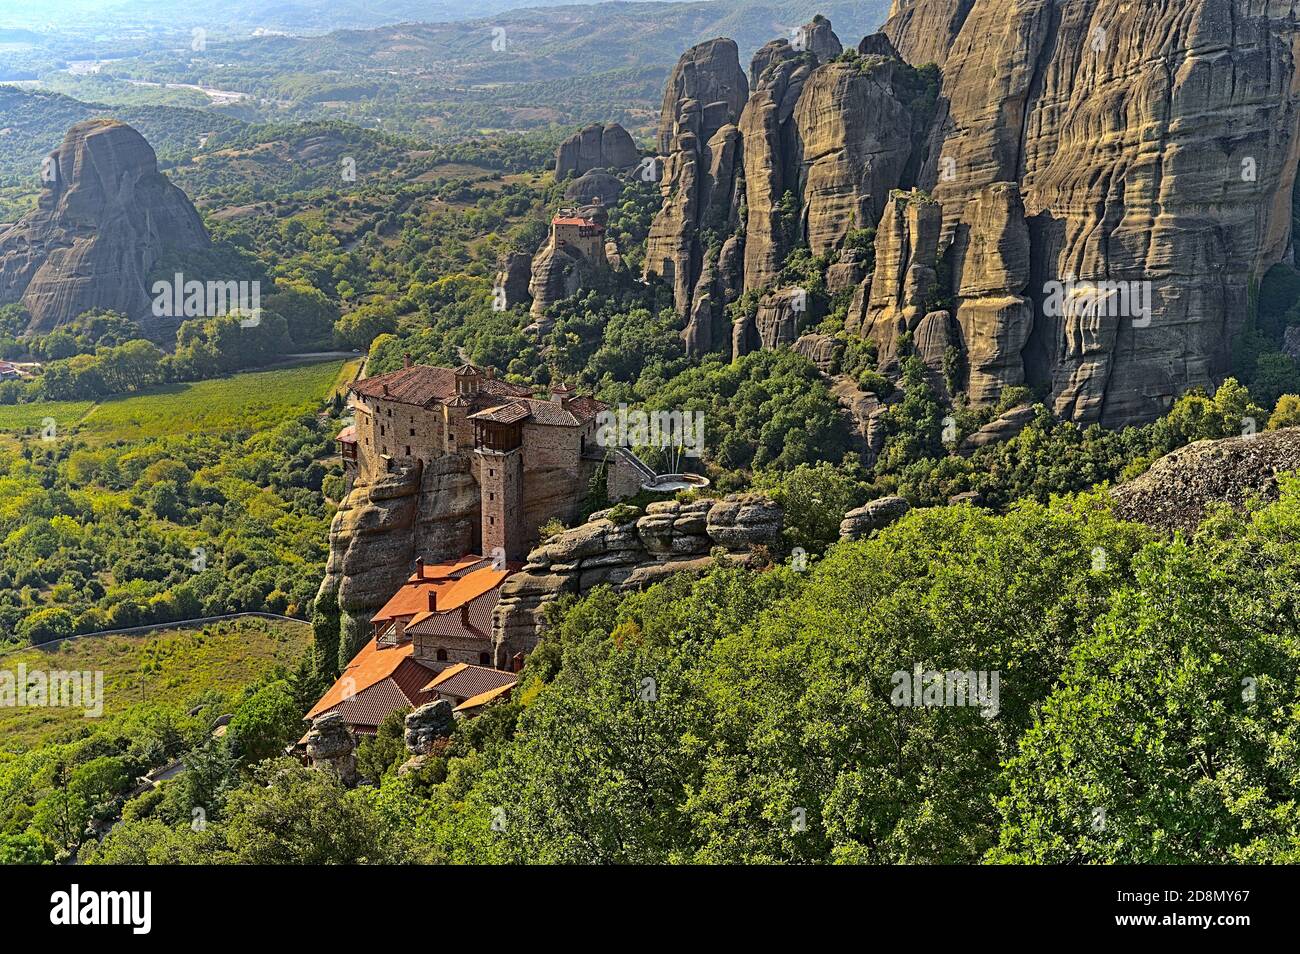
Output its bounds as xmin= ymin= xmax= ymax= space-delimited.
xmin=655 ymin=38 xmax=749 ymax=157
xmin=794 ymin=14 xmax=842 ymax=62
xmin=527 ymin=242 xmax=593 ymax=333
xmin=881 ymin=0 xmax=1300 ymax=427
xmin=642 ymin=3 xmax=1300 ymax=427
xmin=793 ymin=332 xmax=844 ymax=374
xmin=404 ymin=700 xmax=455 ymax=754
xmin=563 ymin=170 xmax=623 ymax=206
xmin=792 ymin=57 xmax=914 ymax=261
xmin=839 ymin=495 xmax=910 ymax=540
xmin=754 ymin=286 xmax=806 ymax=350
xmin=315 ymin=457 xmax=479 ymax=663
xmin=304 ymin=712 xmax=358 ymax=786
xmin=857 ymin=190 xmax=943 ymax=369
xmin=0 ymin=119 xmax=210 ymax=333
xmin=493 ymin=251 xmax=532 ymax=309
xmin=738 ymin=50 xmax=814 ymax=292
xmin=556 ymin=122 xmax=639 ymax=178
xmin=826 ymin=247 xmax=869 ymax=294
xmin=1110 ymin=428 xmax=1300 ymax=533
xmin=957 ymin=405 xmax=1037 ymax=455
xmin=492 ymin=494 xmax=782 ymax=662
xmin=644 ymin=37 xmax=747 ymax=318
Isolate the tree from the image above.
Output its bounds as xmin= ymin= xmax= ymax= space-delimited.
xmin=226 ymin=681 xmax=302 ymax=766
xmin=222 ymin=761 xmax=392 ymax=864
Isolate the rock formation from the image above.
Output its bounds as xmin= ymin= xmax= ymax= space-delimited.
xmin=555 ymin=122 xmax=640 ymax=178
xmin=316 ymin=458 xmax=479 ymax=663
xmin=0 ymin=119 xmax=210 ymax=333
xmin=1110 ymin=428 xmax=1300 ymax=533
xmin=564 ymin=170 xmax=623 ymax=206
xmin=643 ymin=4 xmax=1300 ymax=427
xmin=404 ymin=700 xmax=456 ymax=753
xmin=492 ymin=494 xmax=782 ymax=662
xmin=644 ymin=38 xmax=748 ymax=317
xmin=304 ymin=712 xmax=358 ymax=786
xmin=957 ymin=405 xmax=1037 ymax=455
xmin=839 ymin=495 xmax=910 ymax=540
xmin=879 ymin=0 xmax=1300 ymax=426
xmin=853 ymin=189 xmax=943 ymax=370
xmin=493 ymin=251 xmax=532 ymax=309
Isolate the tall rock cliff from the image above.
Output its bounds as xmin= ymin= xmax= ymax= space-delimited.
xmin=0 ymin=119 xmax=210 ymax=333
xmin=645 ymin=4 xmax=1300 ymax=427
xmin=555 ymin=122 xmax=640 ymax=178
xmin=880 ymin=0 xmax=1300 ymax=426
xmin=644 ymin=37 xmax=749 ymax=330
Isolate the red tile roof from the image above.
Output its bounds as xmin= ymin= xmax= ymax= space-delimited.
xmin=371 ymin=558 xmax=507 ymax=625
xmin=423 ymin=662 xmax=518 ymax=698
xmin=305 ymin=638 xmax=436 ymax=726
xmin=351 ymin=365 xmax=531 ymax=407
xmin=455 ymin=682 xmax=515 ymax=713
xmin=553 ymin=215 xmax=603 ymax=228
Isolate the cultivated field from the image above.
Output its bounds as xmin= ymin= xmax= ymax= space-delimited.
xmin=0 ymin=617 xmax=312 ymax=753
xmin=0 ymin=359 xmax=357 ymax=444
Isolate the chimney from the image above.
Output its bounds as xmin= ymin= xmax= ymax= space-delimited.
xmin=403 ymin=353 xmax=412 ymax=369
xmin=484 ymin=366 xmax=495 ymax=380
xmin=428 ymin=591 xmax=437 ymax=612
xmin=382 ymin=383 xmax=390 ymax=396
xmin=511 ymin=651 xmax=526 ymax=673
xmin=552 ymin=382 xmax=573 ymax=409
xmin=415 ymin=557 xmax=424 ymax=578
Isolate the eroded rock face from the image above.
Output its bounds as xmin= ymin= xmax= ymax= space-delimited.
xmin=644 ymin=38 xmax=748 ymax=317
xmin=754 ymin=287 xmax=806 ymax=350
xmin=882 ymin=0 xmax=1300 ymax=426
xmin=958 ymin=405 xmax=1038 ymax=455
xmin=793 ymin=57 xmax=914 ymax=261
xmin=644 ymin=4 xmax=1300 ymax=427
xmin=860 ymin=190 xmax=943 ymax=371
xmin=315 ymin=457 xmax=478 ymax=662
xmin=556 ymin=123 xmax=639 ymax=178
xmin=494 ymin=251 xmax=532 ymax=309
xmin=655 ymin=38 xmax=750 ymax=156
xmin=794 ymin=332 xmax=844 ymax=373
xmin=304 ymin=712 xmax=358 ymax=786
xmin=563 ymin=170 xmax=623 ymax=206
xmin=405 ymin=700 xmax=455 ymax=754
xmin=492 ymin=494 xmax=782 ymax=662
xmin=0 ymin=119 xmax=210 ymax=333
xmin=527 ymin=242 xmax=592 ymax=333
xmin=840 ymin=496 xmax=910 ymax=540
xmin=1110 ymin=428 xmax=1300 ymax=532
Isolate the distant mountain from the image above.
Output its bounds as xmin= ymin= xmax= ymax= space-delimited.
xmin=39 ymin=1 xmax=891 ymax=141
xmin=0 ymin=0 xmax=634 ymax=36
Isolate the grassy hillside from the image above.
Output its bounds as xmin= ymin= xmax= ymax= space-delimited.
xmin=0 ymin=617 xmax=311 ymax=752
xmin=0 ymin=358 xmax=355 ymax=445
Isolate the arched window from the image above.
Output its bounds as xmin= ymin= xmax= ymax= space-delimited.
xmin=436 ymin=648 xmax=448 ymax=661
xmin=479 ymin=651 xmax=491 ymax=666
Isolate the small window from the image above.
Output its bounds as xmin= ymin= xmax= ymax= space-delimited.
xmin=489 ymin=516 xmax=495 ymax=526
xmin=489 ymin=468 xmax=495 ymax=477
xmin=409 ymin=428 xmax=415 ymax=436
xmin=489 ymin=492 xmax=495 ymax=501
xmin=436 ymin=648 xmax=448 ymax=661
xmin=405 ymin=446 xmax=411 ymax=456
xmin=380 ymin=425 xmax=385 ymax=436
xmin=479 ymin=652 xmax=491 ymax=666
